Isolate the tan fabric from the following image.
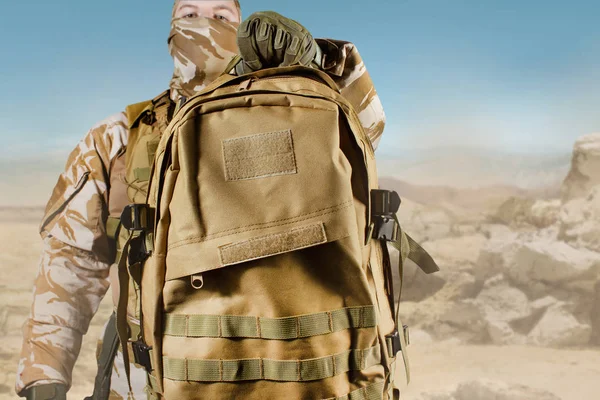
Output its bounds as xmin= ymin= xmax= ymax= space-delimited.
xmin=17 ymin=33 xmax=386 ymax=400
xmin=222 ymin=129 xmax=298 ymax=181
xmin=133 ymin=67 xmax=398 ymax=399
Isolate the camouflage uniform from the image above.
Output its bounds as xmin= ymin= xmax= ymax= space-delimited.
xmin=16 ymin=5 xmax=386 ymax=399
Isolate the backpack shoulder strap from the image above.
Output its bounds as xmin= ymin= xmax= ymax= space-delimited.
xmin=125 ymin=100 xmax=153 ymax=129
xmin=125 ymin=90 xmax=171 ymax=129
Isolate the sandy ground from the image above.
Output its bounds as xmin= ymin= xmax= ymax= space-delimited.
xmin=1 ymin=215 xmax=599 ymax=399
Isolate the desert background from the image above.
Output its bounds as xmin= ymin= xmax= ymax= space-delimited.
xmin=0 ymin=134 xmax=599 ymax=399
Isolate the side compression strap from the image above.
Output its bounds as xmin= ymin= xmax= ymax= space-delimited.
xmin=390 ymin=214 xmax=439 ymax=275
xmin=163 ymin=345 xmax=381 ymax=382
xmin=163 ymin=306 xmax=377 ymax=339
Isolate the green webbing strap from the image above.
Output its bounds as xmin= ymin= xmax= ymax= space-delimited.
xmin=387 ymin=359 xmax=400 ymax=400
xmin=323 ymin=381 xmax=385 ymax=400
xmin=146 ymin=369 xmax=161 ymax=400
xmin=163 ymin=345 xmax=381 ymax=383
xmin=387 ymin=214 xmax=434 ymax=384
xmin=163 ymin=306 xmax=377 ymax=340
xmin=390 ymin=215 xmax=439 ymax=275
xmin=106 ymin=217 xmax=121 ymax=241
xmin=115 ymin=233 xmax=134 ymax=392
xmin=89 ymin=313 xmax=120 ymax=400
xmin=222 ymin=54 xmax=242 ymax=75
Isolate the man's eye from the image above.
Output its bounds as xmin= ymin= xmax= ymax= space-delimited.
xmin=184 ymin=12 xmax=198 ymax=18
xmin=215 ymin=14 xmax=229 ymax=22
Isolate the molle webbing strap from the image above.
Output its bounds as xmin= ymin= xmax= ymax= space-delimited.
xmin=106 ymin=216 xmax=121 ymax=240
xmin=323 ymin=381 xmax=386 ymax=400
xmin=89 ymin=313 xmax=120 ymax=400
xmin=163 ymin=306 xmax=377 ymax=340
xmin=163 ymin=345 xmax=381 ymax=382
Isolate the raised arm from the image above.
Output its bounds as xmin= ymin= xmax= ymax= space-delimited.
xmin=317 ymin=38 xmax=386 ymax=150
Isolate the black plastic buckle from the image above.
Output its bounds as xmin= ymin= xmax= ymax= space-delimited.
xmin=386 ymin=325 xmax=410 ymax=357
xmin=371 ymin=190 xmax=401 ymax=241
xmin=386 ymin=330 xmax=402 ymax=357
xmin=375 ymin=217 xmax=399 ymax=242
xmin=121 ymin=204 xmax=154 ymax=232
xmin=132 ymin=340 xmax=153 ymax=372
xmin=128 ymin=234 xmax=151 ymax=266
xmin=371 ymin=189 xmax=401 ymax=216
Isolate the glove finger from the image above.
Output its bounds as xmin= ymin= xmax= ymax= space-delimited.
xmin=256 ymin=19 xmax=275 ymax=66
xmin=298 ymin=35 xmax=319 ymax=66
xmin=281 ymin=35 xmax=301 ymax=66
xmin=237 ymin=17 xmax=264 ymax=70
xmin=272 ymin=27 xmax=288 ymax=65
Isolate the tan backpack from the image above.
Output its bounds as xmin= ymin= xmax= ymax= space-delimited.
xmin=115 ymin=65 xmax=439 ymax=400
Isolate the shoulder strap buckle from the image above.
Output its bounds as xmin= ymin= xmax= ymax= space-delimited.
xmin=131 ymin=340 xmax=153 ymax=372
xmin=120 ymin=204 xmax=154 ymax=232
xmin=371 ymin=189 xmax=401 ymax=241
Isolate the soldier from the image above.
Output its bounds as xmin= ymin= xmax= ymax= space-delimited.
xmin=16 ymin=1 xmax=386 ymax=399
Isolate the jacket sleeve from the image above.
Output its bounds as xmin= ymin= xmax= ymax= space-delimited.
xmin=317 ymin=38 xmax=386 ymax=150
xmin=15 ymin=113 xmax=130 ymax=395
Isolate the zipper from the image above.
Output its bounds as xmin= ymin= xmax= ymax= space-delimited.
xmin=40 ymin=171 xmax=91 ymax=233
xmin=168 ymin=76 xmax=376 ymax=159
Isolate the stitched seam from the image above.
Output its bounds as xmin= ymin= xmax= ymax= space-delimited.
xmin=167 ymin=200 xmax=352 ymax=249
xmin=225 ymin=150 xmax=295 ymax=162
xmin=223 ymin=129 xmax=292 ymax=144
xmin=226 ymin=167 xmax=297 ymax=182
xmin=223 ymin=130 xmax=296 ymax=181
xmin=219 ymin=224 xmax=327 ymax=266
xmin=176 ymin=103 xmax=337 ymax=127
xmin=220 ymin=224 xmax=322 ymax=251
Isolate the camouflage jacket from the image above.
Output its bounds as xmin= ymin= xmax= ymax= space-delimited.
xmin=16 ymin=39 xmax=386 ymax=395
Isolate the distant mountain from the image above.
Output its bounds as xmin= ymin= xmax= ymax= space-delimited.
xmin=0 ymin=147 xmax=571 ymax=207
xmin=376 ymin=146 xmax=571 ymax=190
xmin=378 ymin=177 xmax=555 ymax=216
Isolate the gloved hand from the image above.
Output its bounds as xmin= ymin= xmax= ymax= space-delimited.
xmin=236 ymin=11 xmax=322 ymax=75
xmin=23 ymin=384 xmax=67 ymax=400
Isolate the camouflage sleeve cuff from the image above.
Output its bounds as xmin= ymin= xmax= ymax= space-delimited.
xmin=16 ymin=237 xmax=111 ymax=394
xmin=15 ymin=319 xmax=80 ymax=394
xmin=30 ymin=236 xmax=111 ymax=334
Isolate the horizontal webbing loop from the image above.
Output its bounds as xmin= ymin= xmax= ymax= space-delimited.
xmin=323 ymin=380 xmax=386 ymax=400
xmin=163 ymin=306 xmax=377 ymax=340
xmin=163 ymin=345 xmax=381 ymax=382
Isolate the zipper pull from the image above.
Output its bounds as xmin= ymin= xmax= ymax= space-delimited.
xmin=191 ymin=274 xmax=204 ymax=290
xmin=237 ymin=78 xmax=255 ymax=91
xmin=175 ymin=96 xmax=187 ymax=114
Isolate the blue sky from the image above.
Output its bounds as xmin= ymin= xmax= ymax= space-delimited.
xmin=1 ymin=0 xmax=599 ymax=160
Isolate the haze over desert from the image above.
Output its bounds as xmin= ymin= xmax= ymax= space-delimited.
xmin=1 ymin=137 xmax=599 ymax=399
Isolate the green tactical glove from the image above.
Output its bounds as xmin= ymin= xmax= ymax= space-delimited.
xmin=23 ymin=384 xmax=67 ymax=400
xmin=236 ymin=11 xmax=322 ymax=75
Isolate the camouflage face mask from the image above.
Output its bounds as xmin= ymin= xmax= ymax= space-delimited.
xmin=168 ymin=16 xmax=239 ymax=101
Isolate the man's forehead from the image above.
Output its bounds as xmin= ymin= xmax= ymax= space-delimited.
xmin=173 ymin=0 xmax=241 ymax=18
xmin=174 ymin=0 xmax=239 ymax=8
